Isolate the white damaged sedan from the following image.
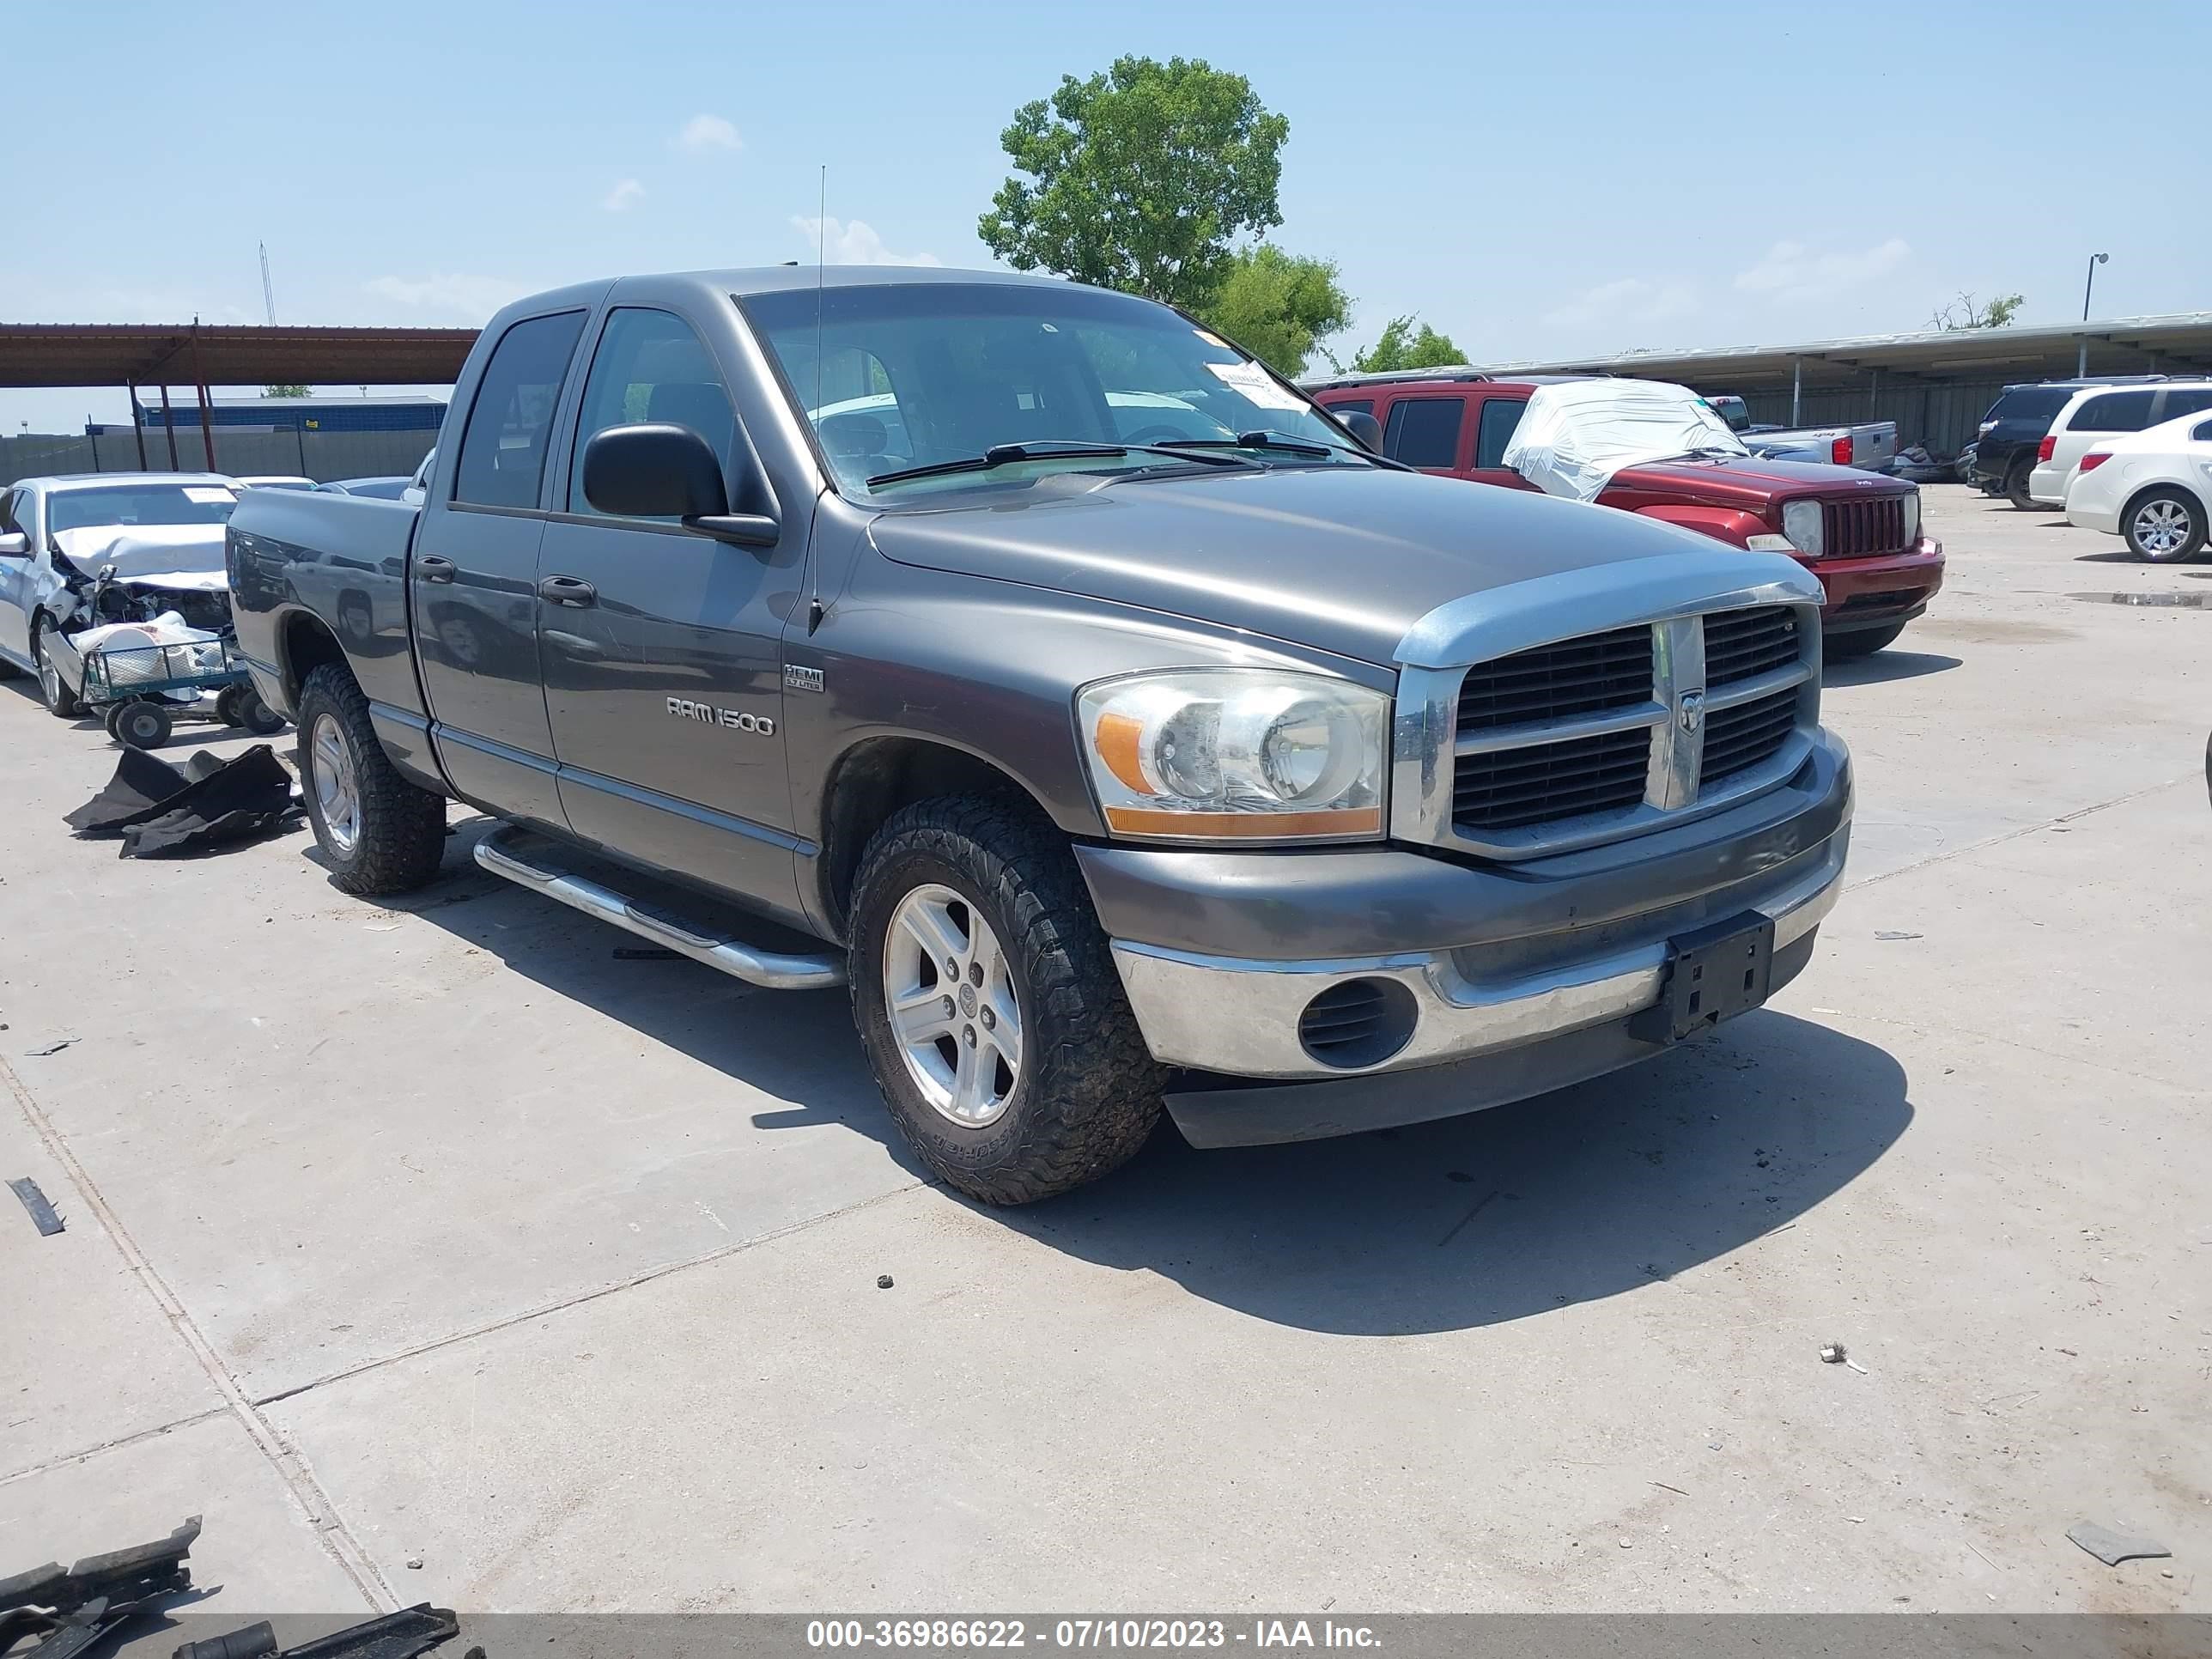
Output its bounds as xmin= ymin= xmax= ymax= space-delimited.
xmin=0 ymin=472 xmax=239 ymax=715
xmin=2063 ymin=409 xmax=2212 ymax=562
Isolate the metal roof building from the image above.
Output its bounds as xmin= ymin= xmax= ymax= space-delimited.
xmin=1474 ymin=312 xmax=2212 ymax=457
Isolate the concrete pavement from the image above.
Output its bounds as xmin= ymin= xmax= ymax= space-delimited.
xmin=2 ymin=489 xmax=2205 ymax=1618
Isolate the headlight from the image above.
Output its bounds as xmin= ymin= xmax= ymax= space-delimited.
xmin=1078 ymin=669 xmax=1388 ymax=841
xmin=1780 ymin=499 xmax=1825 ymax=556
xmin=1900 ymin=488 xmax=1921 ymax=544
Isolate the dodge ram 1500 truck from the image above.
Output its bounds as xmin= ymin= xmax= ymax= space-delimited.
xmin=228 ymin=268 xmax=1852 ymax=1203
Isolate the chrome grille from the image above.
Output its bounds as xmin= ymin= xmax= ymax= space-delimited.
xmin=1702 ymin=686 xmax=1799 ymax=782
xmin=1420 ymin=598 xmax=1820 ymax=859
xmin=1821 ymin=496 xmax=1907 ymax=557
xmin=1453 ymin=726 xmax=1652 ymax=830
xmin=1455 ymin=624 xmax=1652 ymax=731
xmin=1703 ymin=605 xmax=1799 ymax=686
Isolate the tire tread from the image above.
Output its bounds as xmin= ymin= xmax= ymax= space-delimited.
xmin=296 ymin=664 xmax=446 ymax=895
xmin=849 ymin=796 xmax=1164 ymax=1205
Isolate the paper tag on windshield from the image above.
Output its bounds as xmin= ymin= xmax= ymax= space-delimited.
xmin=183 ymin=486 xmax=237 ymax=504
xmin=1204 ymin=360 xmax=1308 ymax=412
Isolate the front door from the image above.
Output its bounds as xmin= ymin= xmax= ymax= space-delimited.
xmin=0 ymin=488 xmax=33 ymax=663
xmin=412 ymin=308 xmax=588 ymax=826
xmin=1468 ymin=394 xmax=1538 ymax=490
xmin=535 ymin=305 xmax=805 ymax=922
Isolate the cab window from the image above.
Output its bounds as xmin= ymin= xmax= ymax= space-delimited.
xmin=1383 ymin=397 xmax=1465 ymax=469
xmin=1474 ymin=398 xmax=1528 ymax=469
xmin=453 ymin=310 xmax=587 ymax=509
xmin=568 ymin=308 xmax=738 ymax=519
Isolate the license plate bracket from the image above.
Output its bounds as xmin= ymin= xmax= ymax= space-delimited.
xmin=1629 ymin=910 xmax=1777 ymax=1045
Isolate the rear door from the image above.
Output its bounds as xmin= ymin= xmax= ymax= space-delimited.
xmin=413 ymin=308 xmax=589 ymax=825
xmin=2152 ymin=386 xmax=2212 ymax=425
xmin=1378 ymin=393 xmax=1469 ymax=475
xmin=533 ymin=302 xmax=804 ymax=918
xmin=1468 ymin=393 xmax=1538 ymax=490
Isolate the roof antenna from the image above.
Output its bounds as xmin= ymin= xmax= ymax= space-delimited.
xmin=258 ymin=242 xmax=277 ymax=325
xmin=807 ymin=164 xmax=827 ymax=634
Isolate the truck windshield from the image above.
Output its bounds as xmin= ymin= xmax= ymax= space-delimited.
xmin=743 ymin=281 xmax=1367 ymax=495
xmin=48 ymin=483 xmax=239 ymax=532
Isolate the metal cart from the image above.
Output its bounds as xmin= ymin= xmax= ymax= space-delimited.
xmin=79 ymin=635 xmax=286 ymax=750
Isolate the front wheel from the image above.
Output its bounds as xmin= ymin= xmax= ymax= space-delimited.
xmin=848 ymin=797 xmax=1165 ymax=1205
xmin=2124 ymin=488 xmax=2206 ymax=562
xmin=112 ymin=700 xmax=173 ymax=750
xmin=295 ymin=664 xmax=447 ymax=894
xmin=32 ymin=623 xmax=80 ymax=719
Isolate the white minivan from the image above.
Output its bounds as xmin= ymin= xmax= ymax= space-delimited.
xmin=2028 ymin=380 xmax=2212 ymax=507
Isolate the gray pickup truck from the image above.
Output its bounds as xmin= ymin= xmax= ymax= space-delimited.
xmin=228 ymin=267 xmax=1852 ymax=1203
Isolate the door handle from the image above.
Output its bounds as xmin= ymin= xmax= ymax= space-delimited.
xmin=538 ymin=574 xmax=597 ymax=608
xmin=416 ymin=556 xmax=457 ymax=583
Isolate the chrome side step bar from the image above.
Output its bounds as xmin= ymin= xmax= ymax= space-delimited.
xmin=473 ymin=825 xmax=845 ymax=991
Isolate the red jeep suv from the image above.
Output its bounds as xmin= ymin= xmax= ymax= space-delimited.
xmin=1309 ymin=370 xmax=1945 ymax=658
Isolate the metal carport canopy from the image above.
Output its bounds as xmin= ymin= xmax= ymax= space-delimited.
xmin=0 ymin=322 xmax=477 ymax=389
xmin=1479 ymin=311 xmax=2212 ymax=391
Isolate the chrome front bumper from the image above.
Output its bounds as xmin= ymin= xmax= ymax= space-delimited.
xmin=1109 ymin=825 xmax=1847 ymax=1084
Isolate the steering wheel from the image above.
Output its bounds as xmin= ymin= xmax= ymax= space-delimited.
xmin=1121 ymin=423 xmax=1212 ymax=446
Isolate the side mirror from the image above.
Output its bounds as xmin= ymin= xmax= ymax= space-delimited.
xmin=0 ymin=531 xmax=26 ymax=557
xmin=580 ymin=422 xmax=778 ymax=546
xmin=1336 ymin=410 xmax=1384 ymax=453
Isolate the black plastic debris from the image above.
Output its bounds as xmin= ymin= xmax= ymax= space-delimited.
xmin=0 ymin=1515 xmax=200 ymax=1659
xmin=66 ymin=745 xmax=296 ymax=860
xmin=173 ymin=1605 xmax=460 ymax=1659
xmin=9 ymin=1177 xmax=64 ymax=1236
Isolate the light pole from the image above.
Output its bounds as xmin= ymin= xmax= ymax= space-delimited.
xmin=2078 ymin=252 xmax=2108 ymax=375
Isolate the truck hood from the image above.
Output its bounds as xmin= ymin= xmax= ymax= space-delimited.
xmin=866 ymin=465 xmax=1748 ymax=666
xmin=1612 ymin=455 xmax=1913 ymax=499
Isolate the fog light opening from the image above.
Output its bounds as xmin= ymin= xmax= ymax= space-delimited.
xmin=1297 ymin=976 xmax=1418 ymax=1069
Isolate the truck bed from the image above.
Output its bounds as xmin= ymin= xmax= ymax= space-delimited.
xmin=227 ymin=486 xmax=422 ymax=722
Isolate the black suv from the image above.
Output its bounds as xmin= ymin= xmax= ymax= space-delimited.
xmin=1971 ymin=376 xmax=2166 ymax=508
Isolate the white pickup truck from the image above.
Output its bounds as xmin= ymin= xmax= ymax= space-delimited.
xmin=1704 ymin=395 xmax=1897 ymax=471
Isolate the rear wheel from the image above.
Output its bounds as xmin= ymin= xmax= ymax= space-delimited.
xmin=32 ymin=622 xmax=80 ymax=719
xmin=2124 ymin=488 xmax=2205 ymax=562
xmin=1824 ymin=622 xmax=1906 ymax=661
xmin=295 ymin=664 xmax=447 ymax=894
xmin=2005 ymin=459 xmax=2038 ymax=511
xmin=848 ymin=796 xmax=1165 ymax=1205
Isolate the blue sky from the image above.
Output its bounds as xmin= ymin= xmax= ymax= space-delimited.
xmin=5 ymin=0 xmax=2203 ymax=431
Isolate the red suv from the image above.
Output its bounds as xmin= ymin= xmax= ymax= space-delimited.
xmin=1309 ymin=371 xmax=1945 ymax=658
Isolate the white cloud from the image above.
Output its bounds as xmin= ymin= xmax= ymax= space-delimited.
xmin=601 ymin=178 xmax=645 ymax=213
xmin=677 ymin=113 xmax=742 ymax=153
xmin=363 ymin=273 xmax=529 ymax=321
xmin=790 ymin=216 xmax=941 ymax=268
xmin=1734 ymin=237 xmax=1910 ymax=301
xmin=1540 ymin=276 xmax=1699 ymax=331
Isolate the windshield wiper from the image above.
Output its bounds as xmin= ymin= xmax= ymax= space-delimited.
xmin=1158 ymin=430 xmax=1411 ymax=471
xmin=866 ymin=440 xmax=1246 ymax=490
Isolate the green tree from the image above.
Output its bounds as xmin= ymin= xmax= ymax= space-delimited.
xmin=263 ymin=383 xmax=311 ymax=398
xmin=1349 ymin=314 xmax=1465 ymax=373
xmin=1928 ymin=290 xmax=2024 ymax=331
xmin=978 ymin=56 xmax=1290 ymax=311
xmin=1197 ymin=246 xmax=1351 ymax=378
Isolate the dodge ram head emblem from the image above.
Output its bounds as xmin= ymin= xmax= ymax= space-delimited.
xmin=1676 ymin=690 xmax=1705 ymax=734
xmin=667 ymin=697 xmax=775 ymax=736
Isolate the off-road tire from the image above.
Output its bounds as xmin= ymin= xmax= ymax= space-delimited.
xmin=848 ymin=796 xmax=1166 ymax=1205
xmin=2005 ymin=458 xmax=2038 ymax=511
xmin=1823 ymin=622 xmax=1906 ymax=661
xmin=32 ymin=621 xmax=80 ymax=718
xmin=295 ymin=663 xmax=447 ymax=895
